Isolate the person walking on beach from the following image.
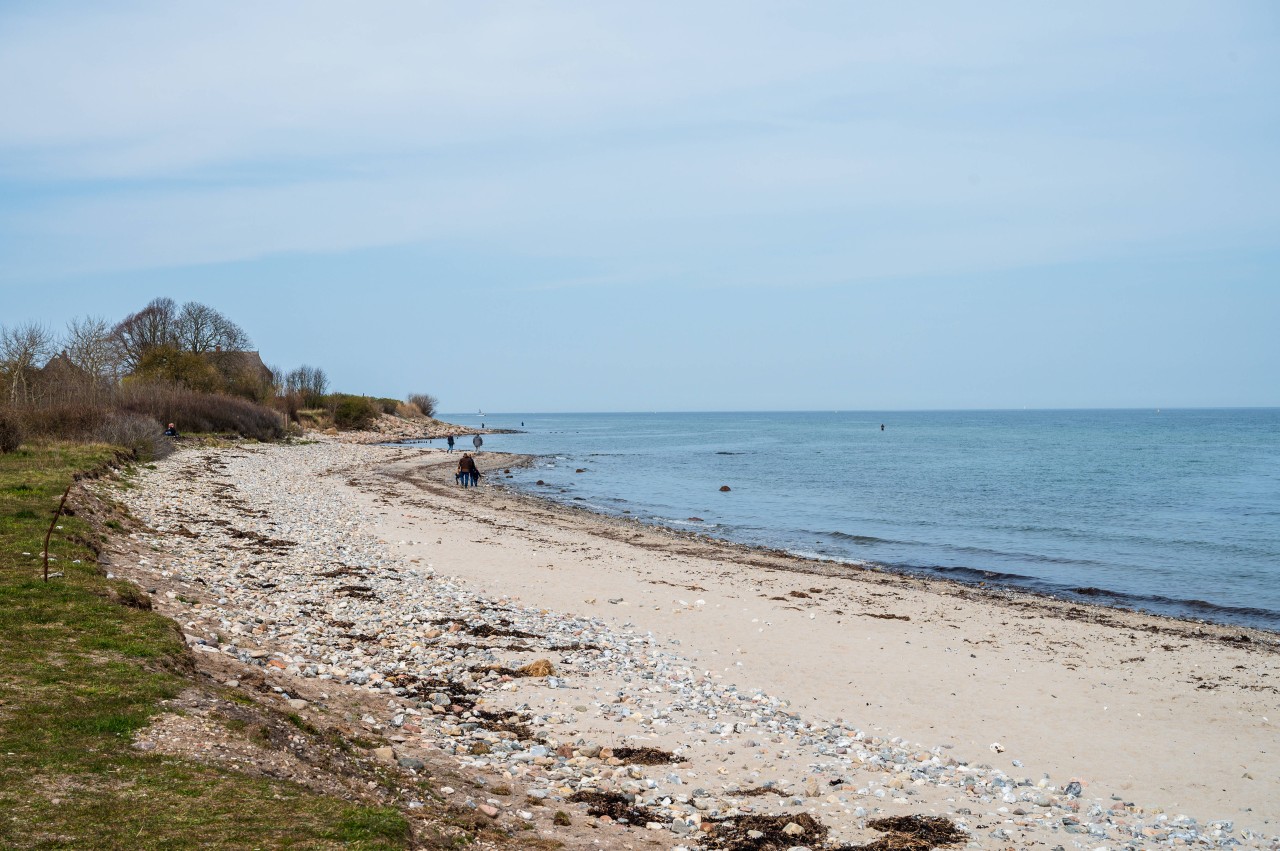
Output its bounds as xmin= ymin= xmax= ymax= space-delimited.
xmin=446 ymin=435 xmax=455 ymax=452
xmin=457 ymin=452 xmax=480 ymax=488
xmin=472 ymin=434 xmax=483 ymax=452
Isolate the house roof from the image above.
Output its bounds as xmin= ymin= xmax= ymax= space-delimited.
xmin=39 ymin=351 xmax=90 ymax=381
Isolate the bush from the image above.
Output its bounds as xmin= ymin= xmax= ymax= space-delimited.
xmin=13 ymin=401 xmax=109 ymax=440
xmin=407 ymin=393 xmax=437 ymax=418
xmin=374 ymin=397 xmax=400 ymax=415
xmin=116 ymin=381 xmax=284 ymax=441
xmin=0 ymin=409 xmax=22 ymax=453
xmin=278 ymin=391 xmax=301 ymax=423
xmin=331 ymin=394 xmax=378 ymax=430
xmin=95 ymin=412 xmax=173 ymax=461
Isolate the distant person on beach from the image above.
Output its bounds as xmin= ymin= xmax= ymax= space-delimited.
xmin=446 ymin=435 xmax=455 ymax=452
xmin=472 ymin=434 xmax=483 ymax=451
xmin=457 ymin=452 xmax=480 ymax=487
xmin=163 ymin=423 xmax=179 ymax=437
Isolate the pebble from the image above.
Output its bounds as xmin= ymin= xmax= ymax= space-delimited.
xmin=108 ymin=440 xmax=1280 ymax=851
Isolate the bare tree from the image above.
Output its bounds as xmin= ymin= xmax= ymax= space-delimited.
xmin=112 ymin=297 xmax=177 ymax=371
xmin=65 ymin=315 xmax=123 ymax=386
xmin=0 ymin=321 xmax=57 ymax=404
xmin=285 ymin=365 xmax=328 ymax=406
xmin=408 ymin=393 xmax=438 ymax=418
xmin=267 ymin=364 xmax=286 ymax=396
xmin=174 ymin=301 xmax=251 ymax=353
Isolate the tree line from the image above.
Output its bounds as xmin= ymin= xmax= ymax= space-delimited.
xmin=0 ymin=296 xmax=438 ymax=453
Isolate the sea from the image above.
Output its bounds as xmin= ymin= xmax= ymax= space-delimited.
xmin=424 ymin=409 xmax=1280 ymax=632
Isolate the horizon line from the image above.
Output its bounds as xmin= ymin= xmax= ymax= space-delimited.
xmin=439 ymin=405 xmax=1280 ymax=416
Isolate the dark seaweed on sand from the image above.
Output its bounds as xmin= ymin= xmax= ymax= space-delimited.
xmin=465 ymin=621 xmax=539 ymax=639
xmin=701 ymin=812 xmax=828 ymax=850
xmin=832 ymin=815 xmax=966 ymax=851
xmin=701 ymin=812 xmax=964 ymax=851
xmin=566 ymin=790 xmax=658 ymax=825
xmin=609 ymin=746 xmax=683 ymax=765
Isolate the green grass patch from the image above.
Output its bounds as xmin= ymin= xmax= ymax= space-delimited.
xmin=330 ymin=806 xmax=411 ymax=845
xmin=0 ymin=442 xmax=414 ymax=849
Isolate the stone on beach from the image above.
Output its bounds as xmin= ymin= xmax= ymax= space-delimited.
xmin=102 ymin=437 xmax=1280 ymax=851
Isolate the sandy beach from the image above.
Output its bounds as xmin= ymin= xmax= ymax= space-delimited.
xmin=106 ymin=437 xmax=1280 ymax=849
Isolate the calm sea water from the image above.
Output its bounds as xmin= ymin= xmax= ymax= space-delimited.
xmin=427 ymin=410 xmax=1280 ymax=631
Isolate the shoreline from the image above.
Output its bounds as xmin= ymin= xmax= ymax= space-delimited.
xmin=385 ymin=449 xmax=1279 ymax=816
xmin=459 ymin=446 xmax=1280 ymax=641
xmin=105 ymin=438 xmax=1280 ymax=849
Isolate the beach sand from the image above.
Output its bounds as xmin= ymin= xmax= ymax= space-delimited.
xmin=381 ymin=450 xmax=1280 ymax=812
xmin=108 ymin=438 xmax=1280 ymax=848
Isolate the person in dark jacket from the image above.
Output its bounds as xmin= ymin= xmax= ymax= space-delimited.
xmin=457 ymin=453 xmax=480 ymax=487
xmin=446 ymin=435 xmax=455 ymax=452
xmin=163 ymin=423 xmax=179 ymax=437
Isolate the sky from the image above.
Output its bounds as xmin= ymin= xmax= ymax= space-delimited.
xmin=1 ymin=1 xmax=1277 ymax=412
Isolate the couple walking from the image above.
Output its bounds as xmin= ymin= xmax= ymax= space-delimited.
xmin=455 ymin=452 xmax=481 ymax=487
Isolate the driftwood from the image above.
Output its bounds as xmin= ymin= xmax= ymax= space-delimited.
xmin=43 ymin=484 xmax=72 ymax=582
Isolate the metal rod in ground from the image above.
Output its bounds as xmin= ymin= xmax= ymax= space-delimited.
xmin=43 ymin=484 xmax=72 ymax=583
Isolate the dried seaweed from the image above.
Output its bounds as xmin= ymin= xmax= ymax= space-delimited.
xmin=833 ymin=815 xmax=966 ymax=851
xmin=701 ymin=812 xmax=828 ymax=850
xmin=466 ymin=622 xmax=538 ymax=639
xmin=608 ymin=746 xmax=682 ymax=765
xmin=566 ymin=790 xmax=658 ymax=825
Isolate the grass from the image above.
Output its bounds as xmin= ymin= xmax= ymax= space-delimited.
xmin=0 ymin=442 xmax=412 ymax=849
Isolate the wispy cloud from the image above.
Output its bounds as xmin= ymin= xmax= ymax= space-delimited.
xmin=1 ymin=0 xmax=1277 ymax=288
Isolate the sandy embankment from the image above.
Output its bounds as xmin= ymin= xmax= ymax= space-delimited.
xmin=112 ymin=439 xmax=1280 ymax=849
xmin=374 ymin=450 xmax=1280 ymax=824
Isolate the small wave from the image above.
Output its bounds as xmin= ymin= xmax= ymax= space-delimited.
xmin=873 ymin=563 xmax=1280 ymax=631
xmin=823 ymin=532 xmax=1100 ymax=568
xmin=948 ymin=544 xmax=1105 ymax=568
xmin=912 ymin=563 xmax=1041 ymax=585
xmin=827 ymin=532 xmax=907 ymax=546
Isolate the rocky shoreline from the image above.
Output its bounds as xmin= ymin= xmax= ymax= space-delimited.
xmin=104 ymin=437 xmax=1280 ymax=850
xmin=332 ymin=412 xmax=519 ymax=444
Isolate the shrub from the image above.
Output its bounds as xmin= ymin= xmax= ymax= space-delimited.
xmin=407 ymin=393 xmax=438 ymax=418
xmin=14 ymin=401 xmax=109 ymax=439
xmin=0 ymin=409 xmax=22 ymax=453
xmin=374 ymin=397 xmax=400 ymax=415
xmin=277 ymin=391 xmax=301 ymax=423
xmin=95 ymin=412 xmax=173 ymax=461
xmin=331 ymin=394 xmax=378 ymax=430
xmin=116 ymin=381 xmax=284 ymax=440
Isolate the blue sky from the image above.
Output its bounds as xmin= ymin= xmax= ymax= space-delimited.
xmin=1 ymin=1 xmax=1277 ymax=411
